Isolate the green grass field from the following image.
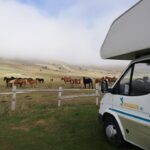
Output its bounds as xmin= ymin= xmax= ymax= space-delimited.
xmin=0 ymin=59 xmax=140 ymax=150
xmin=0 ymin=91 xmax=140 ymax=150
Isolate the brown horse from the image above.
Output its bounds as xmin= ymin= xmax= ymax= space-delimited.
xmin=109 ymin=76 xmax=117 ymax=83
xmin=70 ymin=78 xmax=81 ymax=84
xmin=61 ymin=76 xmax=72 ymax=84
xmin=105 ymin=76 xmax=117 ymax=84
xmin=27 ymin=79 xmax=38 ymax=87
xmin=8 ymin=78 xmax=28 ymax=87
xmin=95 ymin=77 xmax=105 ymax=84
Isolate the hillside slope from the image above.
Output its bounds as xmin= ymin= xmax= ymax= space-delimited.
xmin=0 ymin=58 xmax=122 ymax=81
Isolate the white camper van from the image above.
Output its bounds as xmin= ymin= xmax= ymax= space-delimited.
xmin=99 ymin=0 xmax=150 ymax=150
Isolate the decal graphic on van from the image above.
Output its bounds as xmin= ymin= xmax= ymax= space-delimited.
xmin=120 ymin=97 xmax=139 ymax=110
xmin=120 ymin=97 xmax=124 ymax=105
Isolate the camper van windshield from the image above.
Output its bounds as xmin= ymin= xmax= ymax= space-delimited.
xmin=115 ymin=60 xmax=150 ymax=96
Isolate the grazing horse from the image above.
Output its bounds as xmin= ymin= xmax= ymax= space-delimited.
xmin=61 ymin=76 xmax=72 ymax=84
xmin=27 ymin=79 xmax=38 ymax=87
xmin=95 ymin=77 xmax=105 ymax=84
xmin=70 ymin=78 xmax=81 ymax=85
xmin=83 ymin=77 xmax=93 ymax=89
xmin=36 ymin=78 xmax=44 ymax=83
xmin=4 ymin=76 xmax=16 ymax=87
xmin=105 ymin=76 xmax=117 ymax=84
xmin=8 ymin=78 xmax=28 ymax=87
xmin=109 ymin=76 xmax=117 ymax=84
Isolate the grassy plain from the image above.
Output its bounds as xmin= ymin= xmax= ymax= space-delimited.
xmin=0 ymin=59 xmax=139 ymax=150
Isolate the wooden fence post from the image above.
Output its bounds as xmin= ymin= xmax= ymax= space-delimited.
xmin=11 ymin=85 xmax=16 ymax=111
xmin=58 ymin=87 xmax=62 ymax=107
xmin=95 ymin=83 xmax=99 ymax=106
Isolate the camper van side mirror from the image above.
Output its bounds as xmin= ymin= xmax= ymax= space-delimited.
xmin=101 ymin=79 xmax=109 ymax=93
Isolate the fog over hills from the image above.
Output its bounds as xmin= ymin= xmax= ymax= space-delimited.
xmin=0 ymin=0 xmax=136 ymax=67
xmin=0 ymin=57 xmax=128 ymax=73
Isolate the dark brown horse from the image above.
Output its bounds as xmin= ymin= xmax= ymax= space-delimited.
xmin=83 ymin=77 xmax=93 ymax=89
xmin=36 ymin=78 xmax=44 ymax=83
xmin=4 ymin=76 xmax=16 ymax=87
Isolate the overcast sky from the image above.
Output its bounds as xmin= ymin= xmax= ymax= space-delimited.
xmin=0 ymin=0 xmax=138 ymax=66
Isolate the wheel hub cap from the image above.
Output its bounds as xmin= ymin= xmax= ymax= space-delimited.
xmin=106 ymin=125 xmax=117 ymax=138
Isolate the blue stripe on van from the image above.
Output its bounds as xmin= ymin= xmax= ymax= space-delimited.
xmin=109 ymin=108 xmax=150 ymax=123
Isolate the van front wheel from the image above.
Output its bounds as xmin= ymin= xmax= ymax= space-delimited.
xmin=103 ymin=117 xmax=123 ymax=146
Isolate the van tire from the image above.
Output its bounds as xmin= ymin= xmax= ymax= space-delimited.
xmin=103 ymin=116 xmax=123 ymax=147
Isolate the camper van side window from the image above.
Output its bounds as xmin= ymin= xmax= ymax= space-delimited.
xmin=118 ymin=67 xmax=132 ymax=95
xmin=130 ymin=61 xmax=150 ymax=96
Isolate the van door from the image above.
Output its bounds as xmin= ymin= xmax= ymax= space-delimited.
xmin=112 ymin=60 xmax=150 ymax=149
